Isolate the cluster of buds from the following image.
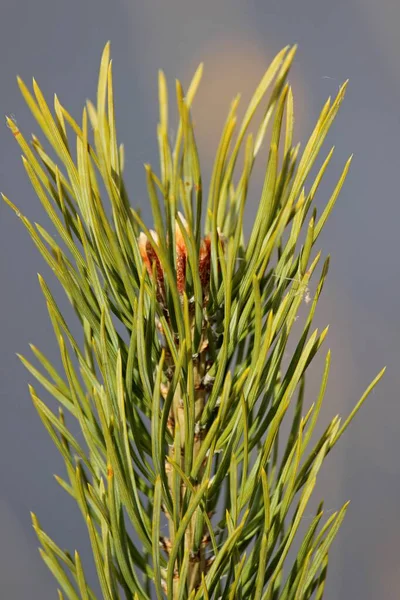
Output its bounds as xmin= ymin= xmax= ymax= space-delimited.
xmin=138 ymin=213 xmax=212 ymax=305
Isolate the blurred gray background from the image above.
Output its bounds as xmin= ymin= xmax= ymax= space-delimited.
xmin=0 ymin=0 xmax=398 ymax=598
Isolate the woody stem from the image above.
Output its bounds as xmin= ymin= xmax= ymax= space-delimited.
xmin=165 ymin=348 xmax=209 ymax=598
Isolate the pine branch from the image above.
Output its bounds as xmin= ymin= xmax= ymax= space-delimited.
xmin=4 ymin=41 xmax=385 ymax=599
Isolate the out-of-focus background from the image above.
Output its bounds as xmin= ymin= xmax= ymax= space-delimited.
xmin=0 ymin=0 xmax=398 ymax=598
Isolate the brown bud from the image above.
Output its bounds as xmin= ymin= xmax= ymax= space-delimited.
xmin=175 ymin=213 xmax=188 ymax=295
xmin=199 ymin=236 xmax=211 ymax=292
xmin=138 ymin=231 xmax=165 ymax=300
